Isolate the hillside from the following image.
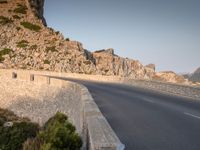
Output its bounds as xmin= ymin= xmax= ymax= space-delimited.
xmin=0 ymin=0 xmax=188 ymax=83
xmin=189 ymin=67 xmax=200 ymax=82
xmin=153 ymin=71 xmax=187 ymax=84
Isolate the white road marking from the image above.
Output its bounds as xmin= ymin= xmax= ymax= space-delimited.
xmin=142 ymin=97 xmax=155 ymax=103
xmin=184 ymin=112 xmax=200 ymax=119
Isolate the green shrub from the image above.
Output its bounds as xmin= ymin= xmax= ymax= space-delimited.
xmin=44 ymin=60 xmax=50 ymax=64
xmin=16 ymin=26 xmax=21 ymax=31
xmin=23 ymin=138 xmax=41 ymax=150
xmin=55 ymin=31 xmax=60 ymax=35
xmin=13 ymin=15 xmax=21 ymax=19
xmin=0 ymin=16 xmax=13 ymax=25
xmin=30 ymin=44 xmax=38 ymax=50
xmin=20 ymin=21 xmax=41 ymax=32
xmin=0 ymin=48 xmax=13 ymax=56
xmin=0 ymin=121 xmax=39 ymax=150
xmin=94 ymin=49 xmax=105 ymax=53
xmin=0 ymin=48 xmax=13 ymax=62
xmin=23 ymin=112 xmax=82 ymax=150
xmin=0 ymin=108 xmax=39 ymax=150
xmin=45 ymin=46 xmax=58 ymax=53
xmin=0 ymin=109 xmax=82 ymax=150
xmin=14 ymin=4 xmax=27 ymax=14
xmin=0 ymin=0 xmax=7 ymax=4
xmin=3 ymin=123 xmax=37 ymax=146
xmin=0 ymin=108 xmax=19 ymax=122
xmin=38 ymin=112 xmax=82 ymax=150
xmin=65 ymin=38 xmax=70 ymax=41
xmin=48 ymin=27 xmax=54 ymax=32
xmin=17 ymin=40 xmax=29 ymax=48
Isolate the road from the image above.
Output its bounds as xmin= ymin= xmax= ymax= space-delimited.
xmin=58 ymin=77 xmax=200 ymax=150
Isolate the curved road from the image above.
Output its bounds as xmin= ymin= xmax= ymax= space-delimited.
xmin=59 ymin=77 xmax=200 ymax=150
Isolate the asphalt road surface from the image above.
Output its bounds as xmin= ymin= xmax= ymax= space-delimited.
xmin=57 ymin=77 xmax=200 ymax=150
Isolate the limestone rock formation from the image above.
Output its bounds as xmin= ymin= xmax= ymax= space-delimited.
xmin=0 ymin=0 xmax=96 ymax=74
xmin=153 ymin=71 xmax=188 ymax=84
xmin=0 ymin=0 xmax=156 ymax=79
xmin=27 ymin=0 xmax=46 ymax=25
xmin=92 ymin=49 xmax=155 ymax=79
xmin=0 ymin=0 xmax=188 ymax=83
xmin=145 ymin=64 xmax=155 ymax=71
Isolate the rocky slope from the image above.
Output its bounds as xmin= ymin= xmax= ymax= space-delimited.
xmin=153 ymin=71 xmax=188 ymax=84
xmin=190 ymin=67 xmax=200 ymax=82
xmin=0 ymin=0 xmax=188 ymax=83
xmin=0 ymin=0 xmax=98 ymax=73
xmin=184 ymin=67 xmax=200 ymax=83
xmin=0 ymin=0 xmax=155 ymax=79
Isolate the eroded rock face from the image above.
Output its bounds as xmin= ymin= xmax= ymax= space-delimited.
xmin=0 ymin=0 xmax=96 ymax=74
xmin=92 ymin=49 xmax=155 ymax=79
xmin=0 ymin=0 xmax=188 ymax=83
xmin=0 ymin=0 xmax=156 ymax=79
xmin=27 ymin=0 xmax=46 ymax=25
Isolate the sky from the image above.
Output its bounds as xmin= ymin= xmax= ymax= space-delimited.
xmin=44 ymin=0 xmax=200 ymax=73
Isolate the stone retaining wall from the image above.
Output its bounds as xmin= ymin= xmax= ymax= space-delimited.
xmin=123 ymin=79 xmax=200 ymax=100
xmin=0 ymin=69 xmax=124 ymax=150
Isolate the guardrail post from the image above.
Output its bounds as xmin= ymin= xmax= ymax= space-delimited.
xmin=12 ymin=72 xmax=17 ymax=79
xmin=30 ymin=74 xmax=34 ymax=81
xmin=47 ymin=77 xmax=50 ymax=84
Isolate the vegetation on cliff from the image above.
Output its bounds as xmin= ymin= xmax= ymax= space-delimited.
xmin=0 ymin=48 xmax=13 ymax=62
xmin=14 ymin=4 xmax=27 ymax=14
xmin=0 ymin=0 xmax=8 ymax=4
xmin=17 ymin=40 xmax=29 ymax=48
xmin=0 ymin=16 xmax=13 ymax=25
xmin=20 ymin=21 xmax=41 ymax=32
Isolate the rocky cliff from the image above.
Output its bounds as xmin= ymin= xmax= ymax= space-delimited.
xmin=0 ymin=0 xmax=188 ymax=83
xmin=27 ymin=0 xmax=46 ymax=25
xmin=0 ymin=0 xmax=97 ymax=74
xmin=92 ymin=49 xmax=155 ymax=79
xmin=0 ymin=0 xmax=156 ymax=79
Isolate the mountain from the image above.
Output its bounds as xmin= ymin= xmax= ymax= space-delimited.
xmin=0 ymin=0 xmax=156 ymax=79
xmin=0 ymin=0 xmax=188 ymax=84
xmin=189 ymin=67 xmax=200 ymax=82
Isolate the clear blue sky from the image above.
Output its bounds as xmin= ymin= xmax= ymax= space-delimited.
xmin=44 ymin=0 xmax=200 ymax=73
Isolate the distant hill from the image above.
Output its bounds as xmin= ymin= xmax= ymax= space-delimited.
xmin=189 ymin=67 xmax=200 ymax=82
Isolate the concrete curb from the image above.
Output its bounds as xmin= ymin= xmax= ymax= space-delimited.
xmin=80 ymin=85 xmax=125 ymax=150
